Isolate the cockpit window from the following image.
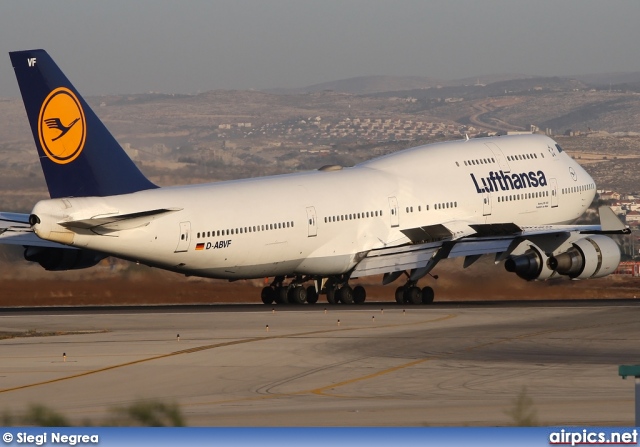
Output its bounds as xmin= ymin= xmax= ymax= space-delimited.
xmin=555 ymin=144 xmax=564 ymax=153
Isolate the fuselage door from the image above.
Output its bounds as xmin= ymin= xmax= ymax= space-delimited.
xmin=483 ymin=190 xmax=492 ymax=216
xmin=389 ymin=196 xmax=399 ymax=227
xmin=549 ymin=178 xmax=558 ymax=208
xmin=306 ymin=206 xmax=317 ymax=237
xmin=485 ymin=142 xmax=511 ymax=173
xmin=175 ymin=221 xmax=191 ymax=253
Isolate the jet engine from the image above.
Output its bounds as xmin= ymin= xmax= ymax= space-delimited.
xmin=546 ymin=235 xmax=620 ymax=279
xmin=24 ymin=246 xmax=106 ymax=271
xmin=504 ymin=245 xmax=555 ymax=281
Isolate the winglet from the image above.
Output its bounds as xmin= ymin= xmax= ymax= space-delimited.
xmin=9 ymin=49 xmax=157 ymax=198
xmin=598 ymin=206 xmax=630 ymax=234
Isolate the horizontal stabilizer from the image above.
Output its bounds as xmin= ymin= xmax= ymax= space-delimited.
xmin=0 ymin=228 xmax=70 ymax=248
xmin=0 ymin=212 xmax=30 ymax=225
xmin=59 ymin=208 xmax=181 ymax=231
xmin=1 ymin=211 xmax=72 ymax=248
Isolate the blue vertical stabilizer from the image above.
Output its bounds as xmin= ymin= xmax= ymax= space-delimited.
xmin=10 ymin=49 xmax=157 ymax=198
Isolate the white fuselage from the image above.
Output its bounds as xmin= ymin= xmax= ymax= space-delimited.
xmin=31 ymin=135 xmax=596 ymax=279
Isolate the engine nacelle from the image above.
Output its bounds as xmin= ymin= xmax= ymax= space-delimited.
xmin=547 ymin=235 xmax=620 ymax=279
xmin=24 ymin=246 xmax=106 ymax=271
xmin=504 ymin=246 xmax=555 ymax=281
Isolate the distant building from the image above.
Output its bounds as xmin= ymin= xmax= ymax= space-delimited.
xmin=625 ymin=210 xmax=640 ymax=225
xmin=599 ymin=190 xmax=621 ymax=201
xmin=614 ymin=261 xmax=640 ymax=276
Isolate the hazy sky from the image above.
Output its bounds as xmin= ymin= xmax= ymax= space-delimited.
xmin=1 ymin=0 xmax=639 ymax=97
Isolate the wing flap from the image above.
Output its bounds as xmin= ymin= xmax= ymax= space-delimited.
xmin=352 ymin=242 xmax=440 ymax=277
xmin=401 ymin=224 xmax=452 ymax=243
xmin=469 ymin=222 xmax=521 ymax=237
xmin=401 ymin=221 xmax=477 ymax=243
xmin=446 ymin=238 xmax=514 ymax=259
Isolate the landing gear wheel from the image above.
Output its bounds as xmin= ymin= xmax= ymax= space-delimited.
xmin=338 ymin=286 xmax=354 ymax=304
xmin=276 ymin=287 xmax=289 ymax=304
xmin=353 ymin=285 xmax=366 ymax=304
xmin=405 ymin=286 xmax=422 ymax=305
xmin=395 ymin=287 xmax=405 ymax=304
xmin=261 ymin=287 xmax=275 ymax=305
xmin=306 ymin=285 xmax=318 ymax=304
xmin=421 ymin=286 xmax=434 ymax=304
xmin=326 ymin=287 xmax=338 ymax=304
xmin=289 ymin=286 xmax=307 ymax=304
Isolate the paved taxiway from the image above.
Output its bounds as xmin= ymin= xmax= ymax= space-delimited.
xmin=1 ymin=301 xmax=639 ymax=426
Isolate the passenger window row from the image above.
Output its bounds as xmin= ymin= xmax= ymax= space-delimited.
xmin=196 ymin=221 xmax=295 ymax=239
xmin=563 ymin=184 xmax=594 ymax=194
xmin=405 ymin=205 xmax=426 ymax=213
xmin=400 ymin=202 xmax=458 ymax=214
xmin=464 ymin=158 xmax=495 ymax=166
xmin=324 ymin=210 xmax=383 ymax=223
xmin=460 ymin=152 xmax=547 ymax=168
xmin=497 ymin=191 xmax=548 ymax=202
xmin=434 ymin=202 xmax=457 ymax=210
xmin=403 ymin=201 xmax=459 ymax=214
xmin=507 ymin=153 xmax=538 ymax=161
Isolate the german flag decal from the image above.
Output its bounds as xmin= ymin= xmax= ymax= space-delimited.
xmin=195 ymin=243 xmax=205 ymax=251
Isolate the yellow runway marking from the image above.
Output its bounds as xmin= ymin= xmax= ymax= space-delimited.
xmin=298 ymin=320 xmax=622 ymax=399
xmin=184 ymin=320 xmax=591 ymax=407
xmin=0 ymin=313 xmax=456 ymax=395
xmin=309 ymin=358 xmax=431 ymax=397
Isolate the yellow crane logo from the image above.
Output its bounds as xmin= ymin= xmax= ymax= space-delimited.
xmin=38 ymin=87 xmax=86 ymax=164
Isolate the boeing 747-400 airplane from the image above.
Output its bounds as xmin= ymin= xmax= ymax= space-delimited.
xmin=0 ymin=50 xmax=629 ymax=305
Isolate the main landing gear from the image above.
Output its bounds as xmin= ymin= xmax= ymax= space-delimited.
xmin=261 ymin=276 xmax=318 ymax=305
xmin=394 ymin=284 xmax=435 ymax=305
xmin=260 ymin=272 xmax=436 ymax=305
xmin=260 ymin=275 xmax=367 ymax=305
xmin=387 ymin=269 xmax=437 ymax=305
xmin=322 ymin=275 xmax=366 ymax=305
xmin=325 ymin=283 xmax=367 ymax=305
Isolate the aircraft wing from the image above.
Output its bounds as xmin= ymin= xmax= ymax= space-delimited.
xmin=352 ymin=206 xmax=628 ymax=279
xmin=0 ymin=212 xmax=71 ymax=248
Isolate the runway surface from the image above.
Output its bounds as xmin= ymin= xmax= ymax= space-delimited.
xmin=1 ymin=300 xmax=639 ymax=426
